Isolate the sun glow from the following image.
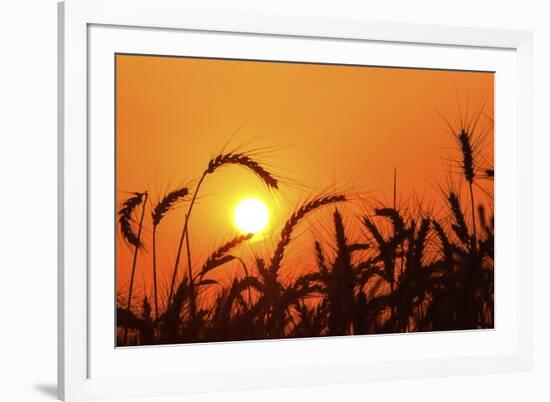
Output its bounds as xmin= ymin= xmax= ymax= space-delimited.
xmin=233 ymin=198 xmax=269 ymax=234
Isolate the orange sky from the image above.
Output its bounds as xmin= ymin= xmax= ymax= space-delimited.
xmin=115 ymin=54 xmax=494 ymax=308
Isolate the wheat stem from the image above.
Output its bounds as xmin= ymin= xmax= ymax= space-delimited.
xmin=152 ymin=228 xmax=159 ymax=322
xmin=151 ymin=186 xmax=188 ymax=334
xmin=168 ymin=173 xmax=206 ymax=307
xmin=124 ymin=191 xmax=148 ymax=344
xmin=184 ymin=213 xmax=196 ymax=331
xmin=468 ymin=182 xmax=477 ymax=253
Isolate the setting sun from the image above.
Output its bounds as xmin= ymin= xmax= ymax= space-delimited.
xmin=233 ymin=198 xmax=269 ymax=234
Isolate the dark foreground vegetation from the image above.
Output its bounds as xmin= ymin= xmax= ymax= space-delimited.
xmin=116 ymin=114 xmax=494 ymax=346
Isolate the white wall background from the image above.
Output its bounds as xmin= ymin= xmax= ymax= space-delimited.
xmin=0 ymin=0 xmax=547 ymax=401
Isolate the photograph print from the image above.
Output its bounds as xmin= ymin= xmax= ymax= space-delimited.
xmin=115 ymin=55 xmax=494 ymax=346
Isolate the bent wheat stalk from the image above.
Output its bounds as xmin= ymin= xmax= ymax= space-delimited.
xmin=151 ymin=187 xmax=189 ymax=322
xmin=197 ymin=233 xmax=253 ymax=280
xmin=168 ymin=152 xmax=278 ymax=313
xmin=269 ymin=194 xmax=346 ymax=275
xmin=118 ymin=191 xmax=148 ymax=344
xmin=458 ymin=128 xmax=478 ymax=251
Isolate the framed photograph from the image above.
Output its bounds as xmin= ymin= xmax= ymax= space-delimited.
xmin=58 ymin=0 xmax=533 ymax=400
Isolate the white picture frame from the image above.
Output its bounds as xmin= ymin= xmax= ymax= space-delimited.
xmin=58 ymin=0 xmax=533 ymax=400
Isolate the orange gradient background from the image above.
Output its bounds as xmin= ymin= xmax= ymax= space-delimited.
xmin=116 ymin=54 xmax=494 ymax=308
